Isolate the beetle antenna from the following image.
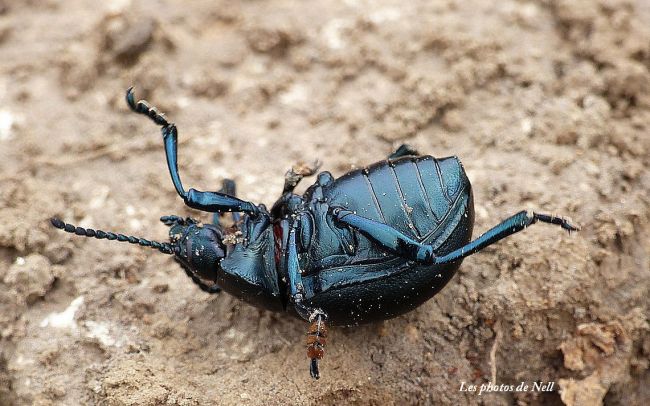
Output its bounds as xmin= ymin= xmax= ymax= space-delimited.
xmin=50 ymin=218 xmax=176 ymax=255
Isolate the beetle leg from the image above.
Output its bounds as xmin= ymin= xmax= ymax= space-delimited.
xmin=331 ymin=208 xmax=435 ymax=264
xmin=294 ymin=295 xmax=329 ymax=379
xmin=306 ymin=311 xmax=328 ymax=379
xmin=287 ymin=221 xmax=329 ymax=379
xmin=331 ymin=208 xmax=578 ymax=265
xmin=160 ymin=215 xmax=198 ymax=227
xmin=388 ymin=144 xmax=419 ymax=159
xmin=283 ymin=160 xmax=321 ymax=194
xmin=160 ymin=215 xmax=186 ymax=226
xmin=212 ymin=179 xmax=241 ymax=225
xmin=180 ymin=264 xmax=222 ymax=294
xmin=126 ymin=88 xmax=260 ymax=216
xmin=431 ymin=211 xmax=579 ymax=264
xmin=286 ymin=222 xmax=303 ymax=298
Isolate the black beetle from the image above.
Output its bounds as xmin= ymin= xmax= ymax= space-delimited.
xmin=51 ymin=88 xmax=578 ymax=379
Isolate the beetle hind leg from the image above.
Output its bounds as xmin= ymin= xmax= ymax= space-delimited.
xmin=331 ymin=207 xmax=578 ymax=266
xmin=432 ymin=211 xmax=579 ymax=264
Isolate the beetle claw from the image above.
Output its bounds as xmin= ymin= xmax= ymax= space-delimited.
xmin=310 ymin=359 xmax=320 ymax=379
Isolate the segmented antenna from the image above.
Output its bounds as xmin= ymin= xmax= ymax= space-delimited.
xmin=50 ymin=218 xmax=175 ymax=255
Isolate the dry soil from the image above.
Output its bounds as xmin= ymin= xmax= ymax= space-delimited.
xmin=0 ymin=1 xmax=649 ymax=405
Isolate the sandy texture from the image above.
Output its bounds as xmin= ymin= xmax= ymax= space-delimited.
xmin=1 ymin=0 xmax=649 ymax=405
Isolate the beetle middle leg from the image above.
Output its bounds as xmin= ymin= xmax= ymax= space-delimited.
xmin=331 ymin=208 xmax=578 ymax=265
xmin=126 ymin=88 xmax=260 ymax=216
xmin=213 ymin=178 xmax=241 ymax=226
xmin=283 ymin=160 xmax=321 ymax=194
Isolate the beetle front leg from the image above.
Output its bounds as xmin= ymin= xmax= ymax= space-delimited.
xmin=287 ymin=222 xmax=329 ymax=379
xmin=126 ymin=88 xmax=259 ymax=216
xmin=180 ymin=265 xmax=222 ymax=294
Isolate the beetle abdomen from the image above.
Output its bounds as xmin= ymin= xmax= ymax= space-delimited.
xmin=325 ymin=156 xmax=467 ymax=242
xmin=299 ymin=155 xmax=470 ymax=272
xmin=303 ymin=185 xmax=475 ymax=326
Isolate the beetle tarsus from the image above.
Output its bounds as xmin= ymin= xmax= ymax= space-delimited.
xmin=126 ymin=87 xmax=171 ymax=127
xmin=283 ymin=160 xmax=322 ymax=194
xmin=533 ymin=212 xmax=580 ymax=232
xmin=432 ymin=210 xmax=580 ymax=264
xmin=293 ymin=291 xmax=329 ymax=380
xmin=306 ymin=312 xmax=327 ymax=380
xmin=160 ymin=215 xmax=198 ymax=227
xmin=160 ymin=215 xmax=185 ymax=226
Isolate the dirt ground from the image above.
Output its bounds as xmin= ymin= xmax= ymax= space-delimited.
xmin=0 ymin=0 xmax=649 ymax=405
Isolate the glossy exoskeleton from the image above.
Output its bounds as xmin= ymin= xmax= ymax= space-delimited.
xmin=51 ymin=89 xmax=579 ymax=379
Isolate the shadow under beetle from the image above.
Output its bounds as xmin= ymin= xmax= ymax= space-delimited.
xmin=51 ymin=88 xmax=579 ymax=379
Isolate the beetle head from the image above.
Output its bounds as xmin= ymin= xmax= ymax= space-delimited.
xmin=168 ymin=220 xmax=227 ymax=282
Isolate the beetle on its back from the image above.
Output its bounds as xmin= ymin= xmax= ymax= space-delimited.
xmin=51 ymin=89 xmax=579 ymax=379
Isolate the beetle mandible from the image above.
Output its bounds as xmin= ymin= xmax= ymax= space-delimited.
xmin=51 ymin=88 xmax=579 ymax=379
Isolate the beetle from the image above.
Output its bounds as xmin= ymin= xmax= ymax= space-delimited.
xmin=51 ymin=88 xmax=579 ymax=379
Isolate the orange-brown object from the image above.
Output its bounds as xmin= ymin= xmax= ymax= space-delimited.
xmin=307 ymin=316 xmax=327 ymax=378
